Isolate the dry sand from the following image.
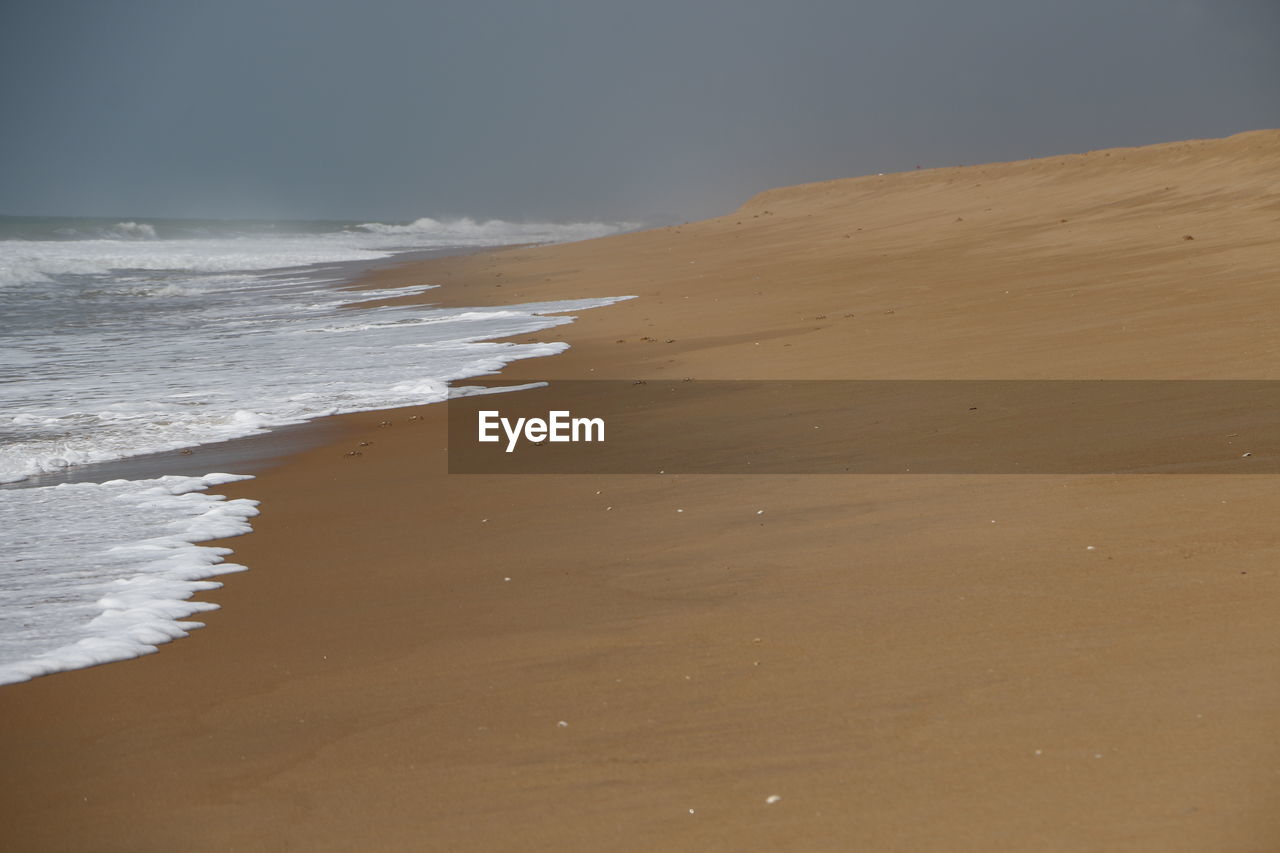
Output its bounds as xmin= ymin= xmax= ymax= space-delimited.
xmin=4 ymin=130 xmax=1280 ymax=851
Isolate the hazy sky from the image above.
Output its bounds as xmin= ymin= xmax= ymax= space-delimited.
xmin=1 ymin=1 xmax=1276 ymax=223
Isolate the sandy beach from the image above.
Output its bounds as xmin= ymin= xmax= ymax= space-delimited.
xmin=4 ymin=130 xmax=1280 ymax=851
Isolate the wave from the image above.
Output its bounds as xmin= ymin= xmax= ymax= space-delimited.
xmin=0 ymin=238 xmax=395 ymax=289
xmin=355 ymin=216 xmax=634 ymax=244
xmin=0 ymin=216 xmax=637 ymax=290
xmin=107 ymin=221 xmax=158 ymax=240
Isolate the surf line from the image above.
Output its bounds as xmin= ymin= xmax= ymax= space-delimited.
xmin=477 ymin=410 xmax=605 ymax=452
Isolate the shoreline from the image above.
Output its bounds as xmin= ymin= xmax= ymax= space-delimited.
xmin=5 ymin=130 xmax=1280 ymax=851
xmin=0 ymin=239 xmax=623 ymax=686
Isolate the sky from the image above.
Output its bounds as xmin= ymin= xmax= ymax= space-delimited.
xmin=1 ymin=0 xmax=1276 ymax=223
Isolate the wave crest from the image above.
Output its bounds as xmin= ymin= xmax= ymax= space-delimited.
xmin=108 ymin=221 xmax=158 ymax=240
xmin=355 ymin=216 xmax=632 ymax=243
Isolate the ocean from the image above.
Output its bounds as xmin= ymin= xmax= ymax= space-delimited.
xmin=0 ymin=213 xmax=632 ymax=684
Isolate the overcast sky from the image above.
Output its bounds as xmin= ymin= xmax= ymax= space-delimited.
xmin=1 ymin=1 xmax=1276 ymax=223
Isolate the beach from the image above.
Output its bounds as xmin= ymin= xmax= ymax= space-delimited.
xmin=4 ymin=130 xmax=1280 ymax=850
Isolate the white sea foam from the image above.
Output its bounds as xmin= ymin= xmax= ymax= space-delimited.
xmin=0 ymin=287 xmax=627 ymax=483
xmin=0 ymin=473 xmax=258 ymax=685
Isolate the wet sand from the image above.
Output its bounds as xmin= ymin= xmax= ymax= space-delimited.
xmin=4 ymin=130 xmax=1280 ymax=851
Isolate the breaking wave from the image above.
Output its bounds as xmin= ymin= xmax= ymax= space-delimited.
xmin=356 ymin=216 xmax=634 ymax=244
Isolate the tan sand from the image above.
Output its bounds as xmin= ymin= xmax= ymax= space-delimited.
xmin=4 ymin=130 xmax=1280 ymax=851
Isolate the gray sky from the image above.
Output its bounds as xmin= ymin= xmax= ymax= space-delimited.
xmin=1 ymin=0 xmax=1276 ymax=223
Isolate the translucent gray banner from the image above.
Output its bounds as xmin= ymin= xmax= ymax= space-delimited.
xmin=447 ymin=381 xmax=1280 ymax=474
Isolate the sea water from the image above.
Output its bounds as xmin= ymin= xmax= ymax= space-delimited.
xmin=0 ymin=213 xmax=632 ymax=684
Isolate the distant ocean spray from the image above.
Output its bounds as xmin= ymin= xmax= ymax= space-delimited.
xmin=0 ymin=213 xmax=634 ymax=683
